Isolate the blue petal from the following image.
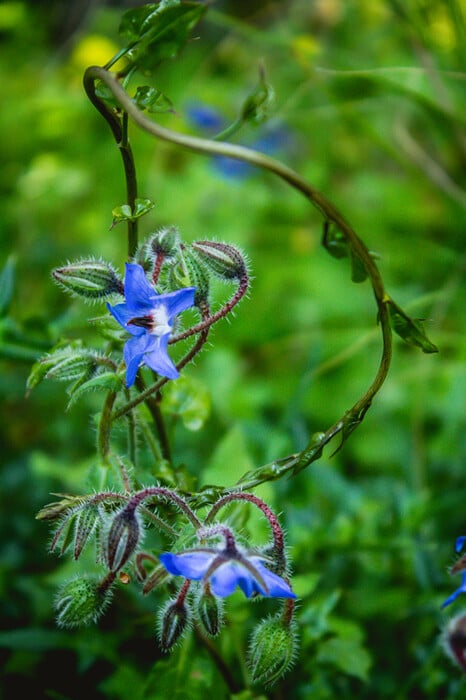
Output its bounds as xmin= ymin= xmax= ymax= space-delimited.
xmin=210 ymin=561 xmax=249 ymax=597
xmin=124 ymin=263 xmax=157 ymax=313
xmin=441 ymin=571 xmax=466 ymax=609
xmin=160 ymin=551 xmax=215 ymax=579
xmin=144 ymin=334 xmax=179 ymax=379
xmin=254 ymin=561 xmax=297 ymax=599
xmin=107 ymin=302 xmax=145 ymax=337
xmin=124 ymin=334 xmax=154 ymax=387
xmin=156 ymin=287 xmax=196 ymax=320
xmin=455 ymin=536 xmax=466 ymax=554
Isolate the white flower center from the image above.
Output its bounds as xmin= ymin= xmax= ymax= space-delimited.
xmin=150 ymin=306 xmax=171 ymax=337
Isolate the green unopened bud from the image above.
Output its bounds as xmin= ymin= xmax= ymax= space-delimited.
xmin=248 ymin=616 xmax=298 ymax=686
xmin=147 ymin=226 xmax=180 ymax=259
xmin=52 ymin=259 xmax=123 ymax=301
xmin=192 ymin=240 xmax=247 ymax=281
xmin=241 ymin=63 xmax=275 ymax=125
xmin=157 ymin=598 xmax=191 ymax=651
xmin=196 ymin=586 xmax=224 ymax=636
xmin=106 ymin=506 xmax=141 ymax=572
xmin=55 ymin=575 xmax=113 ymax=628
xmin=170 ymin=247 xmax=209 ymax=305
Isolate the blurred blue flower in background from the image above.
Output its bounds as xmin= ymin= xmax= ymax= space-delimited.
xmin=185 ymin=102 xmax=294 ymax=179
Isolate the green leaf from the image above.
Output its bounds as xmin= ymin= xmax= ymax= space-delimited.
xmin=0 ymin=254 xmax=15 ymax=318
xmin=316 ymin=636 xmax=372 ymax=681
xmin=163 ymin=374 xmax=211 ymax=431
xmin=387 ymin=298 xmax=439 ymax=353
xmin=120 ymin=1 xmax=207 ymax=73
xmin=111 ymin=199 xmax=155 ymax=226
xmin=133 ymin=85 xmax=175 ymax=113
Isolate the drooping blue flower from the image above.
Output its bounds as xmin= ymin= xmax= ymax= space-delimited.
xmin=107 ymin=263 xmax=196 ymax=387
xmin=442 ymin=571 xmax=466 ymax=609
xmin=159 ymin=547 xmax=296 ymax=599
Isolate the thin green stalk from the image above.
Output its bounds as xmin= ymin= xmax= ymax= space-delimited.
xmin=83 ymin=69 xmax=138 ymax=258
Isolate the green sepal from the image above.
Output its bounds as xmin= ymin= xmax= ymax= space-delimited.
xmin=66 ymin=371 xmax=123 ymax=409
xmin=119 ymin=1 xmax=207 ymax=73
xmin=387 ymin=298 xmax=438 ymax=354
xmin=168 ymin=246 xmax=210 ymax=305
xmin=133 ymin=85 xmax=175 ymax=114
xmin=0 ymin=255 xmax=16 ymax=318
xmin=26 ymin=343 xmax=115 ymax=393
xmin=111 ymin=198 xmax=155 ymax=227
xmin=73 ymin=506 xmax=101 ymax=560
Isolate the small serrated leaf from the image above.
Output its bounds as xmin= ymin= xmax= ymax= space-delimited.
xmin=387 ymin=298 xmax=438 ymax=354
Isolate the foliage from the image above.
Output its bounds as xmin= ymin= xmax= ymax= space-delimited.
xmin=1 ymin=0 xmax=465 ymax=698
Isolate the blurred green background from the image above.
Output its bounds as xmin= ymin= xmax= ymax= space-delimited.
xmin=1 ymin=0 xmax=465 ymax=697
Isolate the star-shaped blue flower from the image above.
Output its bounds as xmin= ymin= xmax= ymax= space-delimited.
xmin=442 ymin=571 xmax=466 ymax=609
xmin=107 ymin=263 xmax=196 ymax=387
xmin=159 ymin=547 xmax=296 ymax=599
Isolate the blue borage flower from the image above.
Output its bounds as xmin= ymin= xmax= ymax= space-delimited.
xmin=159 ymin=547 xmax=296 ymax=599
xmin=107 ymin=263 xmax=196 ymax=387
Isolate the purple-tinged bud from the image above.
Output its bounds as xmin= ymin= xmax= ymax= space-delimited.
xmin=55 ymin=575 xmax=113 ymax=628
xmin=52 ymin=259 xmax=123 ymax=301
xmin=157 ymin=598 xmax=191 ymax=651
xmin=147 ymin=226 xmax=179 ymax=259
xmin=248 ymin=615 xmax=298 ymax=686
xmin=196 ymin=586 xmax=224 ymax=636
xmin=192 ymin=240 xmax=247 ymax=281
xmin=106 ymin=506 xmax=140 ymax=572
xmin=443 ymin=612 xmax=466 ymax=672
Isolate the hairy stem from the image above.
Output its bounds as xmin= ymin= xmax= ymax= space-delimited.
xmin=85 ymin=65 xmax=393 ymax=483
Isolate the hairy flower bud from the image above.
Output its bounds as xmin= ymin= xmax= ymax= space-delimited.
xmin=106 ymin=506 xmax=140 ymax=572
xmin=157 ymin=598 xmax=191 ymax=651
xmin=443 ymin=612 xmax=466 ymax=672
xmin=55 ymin=575 xmax=113 ymax=628
xmin=196 ymin=586 xmax=224 ymax=636
xmin=248 ymin=615 xmax=298 ymax=685
xmin=52 ymin=259 xmax=123 ymax=301
xmin=147 ymin=226 xmax=179 ymax=259
xmin=192 ymin=240 xmax=247 ymax=281
xmin=170 ymin=247 xmax=209 ymax=305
